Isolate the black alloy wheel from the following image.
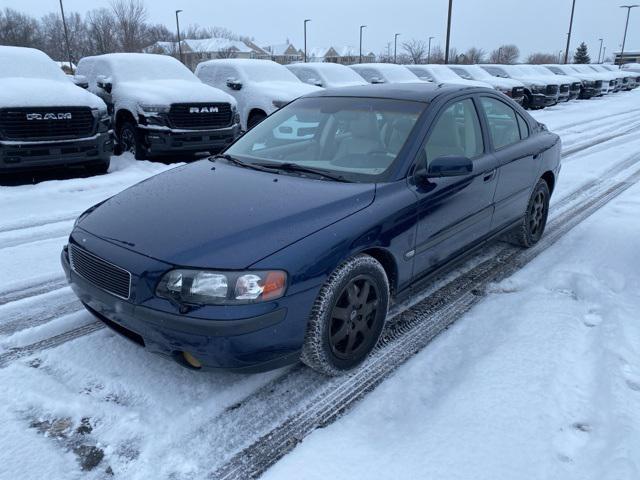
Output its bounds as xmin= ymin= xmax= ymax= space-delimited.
xmin=329 ymin=275 xmax=380 ymax=360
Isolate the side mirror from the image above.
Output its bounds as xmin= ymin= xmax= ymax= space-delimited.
xmin=306 ymin=78 xmax=323 ymax=87
xmin=72 ymin=74 xmax=89 ymax=89
xmin=226 ymin=78 xmax=243 ymax=90
xmin=96 ymin=75 xmax=113 ymax=94
xmin=370 ymin=76 xmax=385 ymax=84
xmin=427 ymin=155 xmax=473 ymax=177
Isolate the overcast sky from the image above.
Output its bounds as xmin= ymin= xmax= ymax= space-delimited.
xmin=2 ymin=0 xmax=637 ymax=59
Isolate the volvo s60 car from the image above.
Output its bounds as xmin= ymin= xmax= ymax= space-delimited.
xmin=62 ymin=83 xmax=561 ymax=376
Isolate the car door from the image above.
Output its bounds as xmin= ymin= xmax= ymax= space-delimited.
xmin=409 ymin=96 xmax=499 ymax=278
xmin=92 ymin=60 xmax=115 ymax=115
xmin=478 ymin=96 xmax=540 ymax=230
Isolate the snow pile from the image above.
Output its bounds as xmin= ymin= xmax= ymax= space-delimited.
xmin=263 ymin=180 xmax=640 ymax=480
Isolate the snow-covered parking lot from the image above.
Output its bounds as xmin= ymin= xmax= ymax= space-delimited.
xmin=2 ymin=91 xmax=640 ymax=479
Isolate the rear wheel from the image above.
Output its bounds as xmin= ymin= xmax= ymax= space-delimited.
xmin=301 ymin=255 xmax=389 ymax=376
xmin=118 ymin=121 xmax=146 ymax=160
xmin=523 ymin=92 xmax=532 ymax=110
xmin=507 ymin=179 xmax=550 ymax=248
xmin=247 ymin=110 xmax=267 ymax=130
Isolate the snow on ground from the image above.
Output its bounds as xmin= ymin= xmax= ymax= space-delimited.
xmin=1 ymin=90 xmax=640 ymax=479
xmin=263 ymin=159 xmax=640 ymax=480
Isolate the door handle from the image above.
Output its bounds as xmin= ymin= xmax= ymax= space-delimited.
xmin=483 ymin=169 xmax=497 ymax=182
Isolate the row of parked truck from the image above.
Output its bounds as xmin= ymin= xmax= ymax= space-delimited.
xmin=1 ymin=44 xmax=637 ymax=175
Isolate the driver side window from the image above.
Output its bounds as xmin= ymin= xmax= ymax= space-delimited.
xmin=423 ymin=98 xmax=483 ymax=166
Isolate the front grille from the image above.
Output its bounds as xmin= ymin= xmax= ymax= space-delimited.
xmin=595 ymin=80 xmax=603 ymax=88
xmin=69 ymin=245 xmax=131 ymax=300
xmin=512 ymin=87 xmax=525 ymax=97
xmin=546 ymin=85 xmax=559 ymax=95
xmin=571 ymin=82 xmax=581 ymax=91
xmin=0 ymin=107 xmax=94 ymax=141
xmin=559 ymin=84 xmax=570 ymax=93
xmin=168 ymin=103 xmax=233 ymax=130
xmin=610 ymin=80 xmax=616 ymax=87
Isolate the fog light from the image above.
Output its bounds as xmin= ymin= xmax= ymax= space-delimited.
xmin=183 ymin=351 xmax=202 ymax=369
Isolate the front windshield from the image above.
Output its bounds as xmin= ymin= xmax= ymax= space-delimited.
xmin=226 ymin=96 xmax=426 ymax=182
xmin=430 ymin=66 xmax=462 ymax=81
xmin=241 ymin=62 xmax=300 ymax=83
xmin=0 ymin=48 xmax=68 ymax=81
xmin=320 ymin=66 xmax=367 ymax=84
xmin=452 ymin=65 xmax=492 ymax=80
xmin=114 ymin=55 xmax=197 ymax=82
xmin=381 ymin=67 xmax=421 ymax=83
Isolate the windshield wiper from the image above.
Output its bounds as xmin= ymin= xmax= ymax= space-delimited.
xmin=254 ymin=162 xmax=350 ymax=182
xmin=211 ymin=154 xmax=278 ymax=173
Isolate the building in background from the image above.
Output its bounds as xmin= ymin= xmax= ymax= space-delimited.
xmin=307 ymin=46 xmax=375 ymax=64
xmin=262 ymin=43 xmax=303 ymax=64
xmin=614 ymin=50 xmax=640 ymax=65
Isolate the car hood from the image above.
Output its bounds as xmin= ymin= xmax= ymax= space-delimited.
xmin=513 ymin=75 xmax=556 ymax=86
xmin=0 ymin=78 xmax=106 ymax=109
xmin=484 ymin=77 xmax=523 ymax=89
xmin=77 ymin=160 xmax=376 ymax=269
xmin=249 ymin=81 xmax=323 ymax=102
xmin=115 ymin=79 xmax=236 ymax=106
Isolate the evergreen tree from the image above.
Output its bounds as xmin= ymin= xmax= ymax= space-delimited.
xmin=574 ymin=42 xmax=591 ymax=64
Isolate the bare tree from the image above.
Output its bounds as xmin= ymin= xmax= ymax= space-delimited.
xmin=527 ymin=52 xmax=558 ymax=64
xmin=216 ymin=47 xmax=237 ymax=59
xmin=463 ymin=47 xmax=486 ymax=64
xmin=86 ymin=8 xmax=119 ymax=54
xmin=0 ymin=8 xmax=42 ymax=48
xmin=110 ymin=0 xmax=148 ymax=52
xmin=40 ymin=11 xmax=90 ymax=62
xmin=402 ymin=39 xmax=427 ymax=64
xmin=489 ymin=44 xmax=520 ymax=64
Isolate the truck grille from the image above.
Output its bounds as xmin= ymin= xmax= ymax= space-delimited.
xmin=69 ymin=245 xmax=131 ymax=300
xmin=169 ymin=103 xmax=233 ymax=130
xmin=595 ymin=80 xmax=603 ymax=88
xmin=512 ymin=86 xmax=525 ymax=97
xmin=559 ymin=84 xmax=570 ymax=93
xmin=571 ymin=82 xmax=581 ymax=91
xmin=0 ymin=107 xmax=94 ymax=141
xmin=546 ymin=85 xmax=559 ymax=95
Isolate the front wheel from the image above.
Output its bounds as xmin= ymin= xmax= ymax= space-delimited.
xmin=118 ymin=121 xmax=146 ymax=160
xmin=507 ymin=179 xmax=550 ymax=248
xmin=301 ymin=255 xmax=390 ymax=376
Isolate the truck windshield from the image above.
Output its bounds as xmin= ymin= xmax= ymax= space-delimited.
xmin=0 ymin=48 xmax=68 ymax=81
xmin=241 ymin=63 xmax=300 ymax=83
xmin=226 ymin=96 xmax=426 ymax=183
xmin=113 ymin=55 xmax=198 ymax=82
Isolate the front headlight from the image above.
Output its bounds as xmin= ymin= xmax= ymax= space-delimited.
xmin=138 ymin=104 xmax=170 ymax=115
xmin=156 ymin=269 xmax=287 ymax=305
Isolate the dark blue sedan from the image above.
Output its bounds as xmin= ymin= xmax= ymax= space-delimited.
xmin=61 ymin=83 xmax=561 ymax=376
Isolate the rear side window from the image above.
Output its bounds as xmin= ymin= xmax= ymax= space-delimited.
xmin=517 ymin=113 xmax=530 ymax=139
xmin=480 ymin=97 xmax=521 ymax=149
xmin=424 ymin=98 xmax=483 ymax=162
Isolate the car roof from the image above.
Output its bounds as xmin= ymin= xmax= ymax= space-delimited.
xmin=306 ymin=82 xmax=481 ymax=103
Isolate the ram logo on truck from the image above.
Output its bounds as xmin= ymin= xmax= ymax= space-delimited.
xmin=26 ymin=113 xmax=73 ymax=120
xmin=189 ymin=106 xmax=219 ymax=114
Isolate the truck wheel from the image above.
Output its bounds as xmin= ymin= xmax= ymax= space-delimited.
xmin=247 ymin=111 xmax=267 ymax=129
xmin=118 ymin=121 xmax=146 ymax=160
xmin=506 ymin=179 xmax=550 ymax=248
xmin=85 ymin=159 xmax=110 ymax=176
xmin=301 ymin=254 xmax=389 ymax=376
xmin=523 ymin=93 xmax=532 ymax=110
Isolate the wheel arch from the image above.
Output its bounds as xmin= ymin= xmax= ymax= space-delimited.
xmin=540 ymin=170 xmax=556 ymax=194
xmin=358 ymin=247 xmax=399 ymax=297
xmin=114 ymin=108 xmax=137 ymax=132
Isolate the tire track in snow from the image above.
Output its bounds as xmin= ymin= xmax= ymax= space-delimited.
xmin=549 ymin=106 xmax=640 ymax=133
xmin=0 ymin=278 xmax=69 ymax=307
xmin=561 ymin=121 xmax=640 ymax=158
xmin=209 ymin=169 xmax=640 ymax=480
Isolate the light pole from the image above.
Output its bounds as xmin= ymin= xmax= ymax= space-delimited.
xmin=359 ymin=25 xmax=367 ymax=64
xmin=619 ymin=5 xmax=639 ymax=67
xmin=304 ymin=19 xmax=311 ymax=63
xmin=559 ymin=50 xmax=563 ymax=63
xmin=427 ymin=36 xmax=434 ymax=63
xmin=444 ymin=0 xmax=453 ymax=64
xmin=175 ymin=9 xmax=184 ymax=64
xmin=394 ymin=33 xmax=401 ymax=63
xmin=497 ymin=47 xmax=502 ymax=63
xmin=564 ymin=0 xmax=577 ymax=64
xmin=58 ymin=0 xmax=73 ymax=71
xmin=603 ymin=46 xmax=607 ymax=63
xmin=597 ymin=38 xmax=604 ymax=63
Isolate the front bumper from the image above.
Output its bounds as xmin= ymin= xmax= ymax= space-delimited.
xmin=0 ymin=131 xmax=112 ymax=171
xmin=61 ymin=235 xmax=316 ymax=372
xmin=530 ymin=93 xmax=557 ymax=107
xmin=138 ymin=124 xmax=240 ymax=155
xmin=580 ymin=86 xmax=599 ymax=99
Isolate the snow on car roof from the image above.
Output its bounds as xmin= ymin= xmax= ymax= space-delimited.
xmin=200 ymin=59 xmax=301 ymax=83
xmin=351 ymin=63 xmax=422 ymax=83
xmin=0 ymin=46 xmax=68 ymax=81
xmin=82 ymin=53 xmax=197 ymax=83
xmin=288 ymin=62 xmax=366 ymax=83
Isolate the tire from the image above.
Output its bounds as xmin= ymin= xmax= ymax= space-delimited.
xmin=523 ymin=93 xmax=532 ymax=110
xmin=247 ymin=111 xmax=267 ymax=130
xmin=301 ymin=254 xmax=390 ymax=376
xmin=85 ymin=159 xmax=110 ymax=176
xmin=118 ymin=121 xmax=146 ymax=160
xmin=506 ymin=179 xmax=550 ymax=248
